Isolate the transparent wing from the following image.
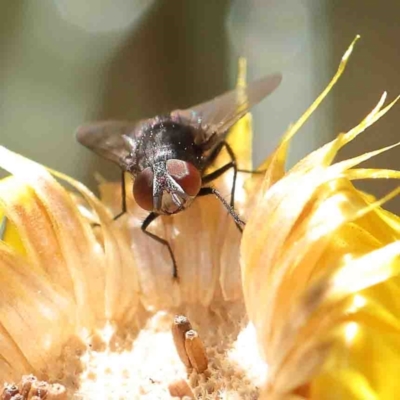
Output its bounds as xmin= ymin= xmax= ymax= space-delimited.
xmin=171 ymin=73 xmax=282 ymax=141
xmin=75 ymin=120 xmax=139 ymax=169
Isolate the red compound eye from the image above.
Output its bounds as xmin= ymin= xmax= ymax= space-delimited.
xmin=166 ymin=159 xmax=201 ymax=196
xmin=133 ymin=167 xmax=154 ymax=211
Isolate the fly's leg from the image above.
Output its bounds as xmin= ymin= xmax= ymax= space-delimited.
xmin=114 ymin=170 xmax=127 ymax=220
xmin=203 ymin=141 xmax=267 ymax=211
xmin=201 ymin=141 xmax=265 ymax=232
xmin=222 ymin=142 xmax=238 ymax=208
xmin=142 ymin=212 xmax=178 ymax=279
xmin=198 ymin=187 xmax=244 ymax=232
xmin=91 ymin=171 xmax=126 ymax=227
xmin=202 ymin=141 xmax=238 ymax=208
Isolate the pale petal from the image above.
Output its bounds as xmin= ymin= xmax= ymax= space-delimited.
xmin=0 ymin=242 xmax=75 ymax=376
xmin=0 ymin=146 xmax=107 ymax=328
xmin=49 ymin=170 xmax=140 ymax=324
xmin=0 ymin=322 xmax=33 ymax=381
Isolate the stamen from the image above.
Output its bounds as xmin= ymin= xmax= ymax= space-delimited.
xmin=19 ymin=375 xmax=37 ymax=398
xmin=1 ymin=384 xmax=19 ymax=400
xmin=184 ymin=330 xmax=208 ymax=373
xmin=29 ymin=380 xmax=49 ymax=398
xmin=1 ymin=376 xmax=67 ymax=400
xmin=47 ymin=384 xmax=67 ymax=400
xmin=171 ymin=315 xmax=193 ymax=368
xmin=168 ymin=379 xmax=195 ymax=398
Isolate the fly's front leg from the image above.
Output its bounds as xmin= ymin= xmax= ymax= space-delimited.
xmin=198 ymin=187 xmax=244 ymax=232
xmin=202 ymin=141 xmax=238 ymax=208
xmin=222 ymin=142 xmax=238 ymax=208
xmin=141 ymin=212 xmax=178 ymax=279
xmin=90 ymin=171 xmax=127 ymax=228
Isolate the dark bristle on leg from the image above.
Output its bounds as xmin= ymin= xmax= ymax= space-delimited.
xmin=141 ymin=212 xmax=179 ymax=279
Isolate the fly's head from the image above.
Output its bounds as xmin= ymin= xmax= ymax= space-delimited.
xmin=133 ymin=160 xmax=202 ymax=215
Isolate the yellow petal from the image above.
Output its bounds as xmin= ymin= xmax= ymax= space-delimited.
xmin=241 ymin=35 xmax=400 ymax=398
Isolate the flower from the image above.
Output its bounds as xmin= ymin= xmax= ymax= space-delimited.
xmin=0 ymin=36 xmax=399 ymax=399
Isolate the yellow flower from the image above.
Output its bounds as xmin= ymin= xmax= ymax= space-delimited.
xmin=0 ymin=36 xmax=399 ymax=399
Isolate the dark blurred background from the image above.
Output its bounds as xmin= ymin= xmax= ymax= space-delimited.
xmin=0 ymin=0 xmax=399 ymax=212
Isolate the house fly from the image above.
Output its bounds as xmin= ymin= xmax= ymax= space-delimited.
xmin=76 ymin=73 xmax=282 ymax=278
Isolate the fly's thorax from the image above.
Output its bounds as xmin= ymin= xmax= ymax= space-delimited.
xmin=132 ymin=118 xmax=205 ymax=172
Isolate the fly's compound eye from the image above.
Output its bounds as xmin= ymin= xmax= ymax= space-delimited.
xmin=166 ymin=160 xmax=202 ymax=197
xmin=133 ymin=167 xmax=154 ymax=211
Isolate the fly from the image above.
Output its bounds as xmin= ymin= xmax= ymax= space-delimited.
xmin=76 ymin=73 xmax=282 ymax=279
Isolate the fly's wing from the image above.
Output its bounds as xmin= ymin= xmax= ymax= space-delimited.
xmin=75 ymin=120 xmax=139 ymax=170
xmin=171 ymin=73 xmax=282 ymax=143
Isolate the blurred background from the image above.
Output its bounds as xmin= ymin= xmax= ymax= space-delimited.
xmin=0 ymin=0 xmax=399 ymax=212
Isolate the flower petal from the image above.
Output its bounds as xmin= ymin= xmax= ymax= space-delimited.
xmin=241 ymin=36 xmax=400 ymax=398
xmin=49 ymin=169 xmax=140 ymax=324
xmin=0 ymin=146 xmax=106 ymax=328
xmin=0 ymin=241 xmax=75 ymax=377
